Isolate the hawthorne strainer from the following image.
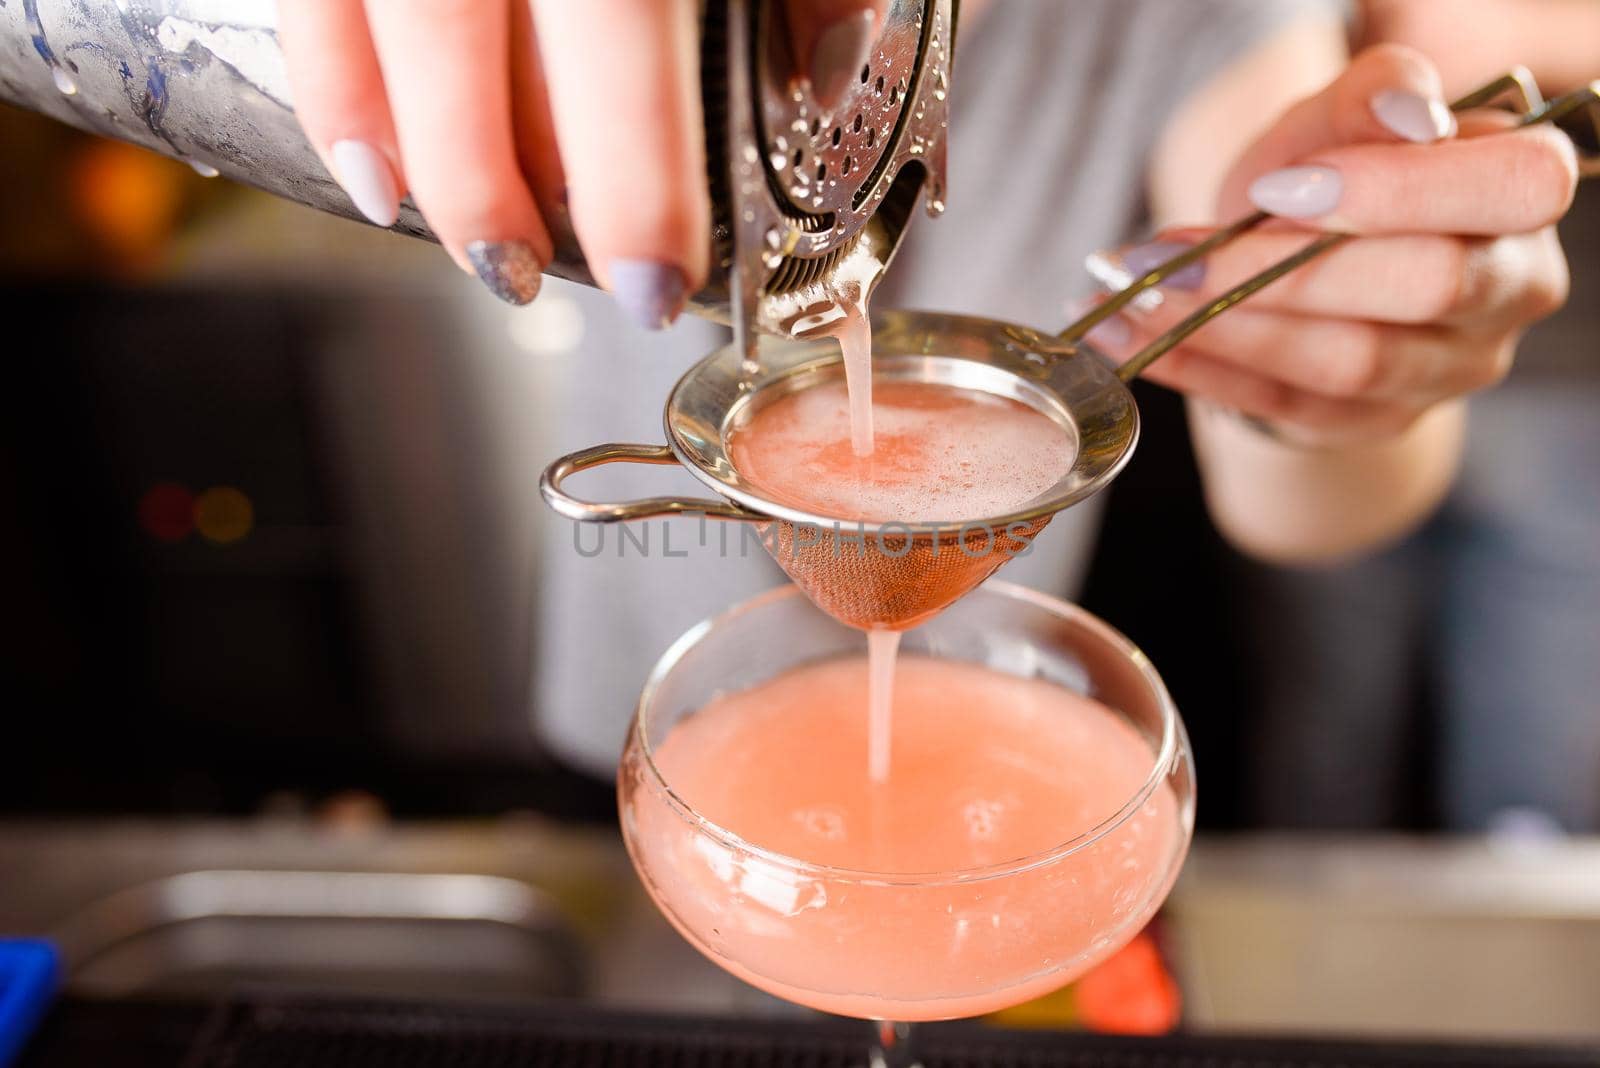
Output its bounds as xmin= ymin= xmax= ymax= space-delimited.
xmin=542 ymin=73 xmax=1599 ymax=632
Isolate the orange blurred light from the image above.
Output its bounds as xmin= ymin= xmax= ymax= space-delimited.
xmin=195 ymin=486 xmax=254 ymax=545
xmin=1073 ymin=932 xmax=1182 ymax=1035
xmin=138 ymin=482 xmax=195 ymax=542
xmin=68 ymin=140 xmax=187 ymax=268
xmin=985 ymin=931 xmax=1182 ymax=1034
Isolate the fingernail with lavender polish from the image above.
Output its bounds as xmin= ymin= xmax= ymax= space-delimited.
xmin=1083 ymin=250 xmax=1164 ymax=312
xmin=811 ymin=10 xmax=875 ymax=109
xmin=467 ymin=240 xmax=542 ymax=306
xmin=330 ymin=139 xmax=400 ymax=227
xmin=1371 ymin=88 xmax=1455 ymax=143
xmin=611 ymin=259 xmax=688 ymax=330
xmin=1249 ymin=165 xmax=1343 ymax=218
xmin=1121 ymin=239 xmax=1205 ymax=290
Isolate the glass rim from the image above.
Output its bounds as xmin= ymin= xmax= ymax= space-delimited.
xmin=631 ymin=580 xmax=1184 ymax=887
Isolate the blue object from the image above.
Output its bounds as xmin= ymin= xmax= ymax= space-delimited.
xmin=0 ymin=940 xmax=58 ymax=1068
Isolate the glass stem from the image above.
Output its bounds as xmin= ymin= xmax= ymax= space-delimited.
xmin=869 ymin=1020 xmax=920 ymax=1068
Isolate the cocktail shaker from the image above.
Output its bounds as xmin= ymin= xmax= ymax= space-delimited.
xmin=0 ymin=0 xmax=956 ymax=356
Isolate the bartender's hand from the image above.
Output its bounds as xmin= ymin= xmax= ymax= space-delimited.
xmin=277 ymin=0 xmax=886 ymax=319
xmin=1089 ymin=45 xmax=1578 ymax=445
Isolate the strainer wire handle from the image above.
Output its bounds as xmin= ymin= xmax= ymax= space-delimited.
xmin=1057 ymin=69 xmax=1600 ymax=383
xmin=540 ymin=442 xmax=764 ymax=523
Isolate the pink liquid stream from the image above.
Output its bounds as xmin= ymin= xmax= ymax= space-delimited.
xmin=838 ymin=305 xmax=876 ymax=460
xmin=866 ymin=629 xmax=900 ymax=783
xmin=739 ymin=306 xmax=1072 ymax=786
xmin=837 ymin=299 xmax=891 ymax=782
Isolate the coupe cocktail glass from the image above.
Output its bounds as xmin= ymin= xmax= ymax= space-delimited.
xmin=619 ymin=581 xmax=1195 ymax=1063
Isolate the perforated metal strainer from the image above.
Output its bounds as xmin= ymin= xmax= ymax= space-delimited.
xmin=709 ymin=0 xmax=957 ymax=361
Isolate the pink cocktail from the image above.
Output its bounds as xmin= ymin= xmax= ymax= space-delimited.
xmin=726 ymin=379 xmax=1075 ymax=523
xmin=619 ymin=582 xmax=1195 ymax=1035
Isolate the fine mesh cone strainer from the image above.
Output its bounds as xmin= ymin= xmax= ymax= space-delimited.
xmin=542 ymin=311 xmax=1136 ymax=631
xmin=542 ymin=73 xmax=1600 ymax=632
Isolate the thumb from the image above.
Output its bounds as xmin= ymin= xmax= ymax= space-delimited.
xmin=1217 ymin=44 xmax=1455 ymax=219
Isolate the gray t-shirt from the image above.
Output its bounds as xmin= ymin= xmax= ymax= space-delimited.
xmin=535 ymin=0 xmax=1339 ymax=776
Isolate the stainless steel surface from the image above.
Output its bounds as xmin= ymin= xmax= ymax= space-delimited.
xmin=716 ymin=0 xmax=954 ymax=359
xmin=757 ymin=0 xmax=927 ymax=222
xmin=0 ymin=818 xmax=769 ymax=1013
xmin=540 ymin=308 xmax=1137 ymax=534
xmin=3 ymin=821 xmax=1598 ymax=1038
xmin=64 ymin=879 xmax=586 ymax=1001
xmin=50 ymin=869 xmax=579 ymax=987
xmin=0 ymin=2 xmax=378 ymax=225
xmin=541 ymin=443 xmax=765 ymax=524
xmin=1167 ymin=835 xmax=1600 ymax=1041
xmin=0 ymin=0 xmax=953 ymax=358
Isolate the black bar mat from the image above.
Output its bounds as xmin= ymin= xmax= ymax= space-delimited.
xmin=179 ymin=994 xmax=1600 ymax=1068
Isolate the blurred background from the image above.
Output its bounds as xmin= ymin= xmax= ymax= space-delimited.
xmin=2 ymin=48 xmax=1599 ymax=1056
